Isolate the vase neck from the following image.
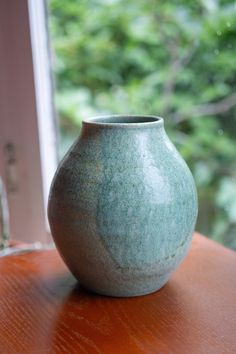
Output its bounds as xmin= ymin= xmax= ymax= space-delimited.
xmin=81 ymin=115 xmax=164 ymax=135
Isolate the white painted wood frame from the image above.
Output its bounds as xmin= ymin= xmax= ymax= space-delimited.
xmin=0 ymin=0 xmax=58 ymax=243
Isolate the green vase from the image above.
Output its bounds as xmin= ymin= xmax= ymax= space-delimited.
xmin=48 ymin=115 xmax=198 ymax=297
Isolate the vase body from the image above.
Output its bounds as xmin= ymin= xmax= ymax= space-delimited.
xmin=48 ymin=115 xmax=198 ymax=297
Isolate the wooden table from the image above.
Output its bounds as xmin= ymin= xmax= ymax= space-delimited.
xmin=0 ymin=233 xmax=236 ymax=354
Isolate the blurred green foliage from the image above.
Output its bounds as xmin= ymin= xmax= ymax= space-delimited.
xmin=48 ymin=0 xmax=236 ymax=249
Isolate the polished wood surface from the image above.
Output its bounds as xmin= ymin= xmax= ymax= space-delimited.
xmin=0 ymin=233 xmax=236 ymax=354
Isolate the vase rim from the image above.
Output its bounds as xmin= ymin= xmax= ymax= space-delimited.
xmin=82 ymin=115 xmax=164 ymax=128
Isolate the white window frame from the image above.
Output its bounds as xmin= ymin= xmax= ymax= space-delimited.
xmin=0 ymin=0 xmax=58 ymax=243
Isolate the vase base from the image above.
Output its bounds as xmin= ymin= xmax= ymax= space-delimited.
xmin=80 ymin=272 xmax=171 ymax=298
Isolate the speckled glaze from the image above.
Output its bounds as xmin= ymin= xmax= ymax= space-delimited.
xmin=48 ymin=115 xmax=198 ymax=297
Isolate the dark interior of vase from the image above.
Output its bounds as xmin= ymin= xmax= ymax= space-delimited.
xmin=91 ymin=116 xmax=160 ymax=124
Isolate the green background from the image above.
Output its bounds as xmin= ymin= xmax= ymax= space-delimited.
xmin=48 ymin=0 xmax=236 ymax=249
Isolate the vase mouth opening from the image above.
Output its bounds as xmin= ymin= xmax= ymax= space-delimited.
xmin=82 ymin=115 xmax=164 ymax=127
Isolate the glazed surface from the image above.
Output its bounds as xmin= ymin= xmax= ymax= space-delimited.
xmin=48 ymin=117 xmax=198 ymax=296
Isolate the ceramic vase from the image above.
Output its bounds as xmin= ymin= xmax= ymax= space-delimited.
xmin=48 ymin=115 xmax=198 ymax=297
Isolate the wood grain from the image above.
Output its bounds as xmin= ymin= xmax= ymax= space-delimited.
xmin=0 ymin=233 xmax=236 ymax=354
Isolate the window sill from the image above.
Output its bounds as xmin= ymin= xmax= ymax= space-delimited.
xmin=0 ymin=232 xmax=235 ymax=353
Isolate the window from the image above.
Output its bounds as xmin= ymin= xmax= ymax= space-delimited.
xmin=48 ymin=0 xmax=236 ymax=249
xmin=0 ymin=0 xmax=235 ymax=248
